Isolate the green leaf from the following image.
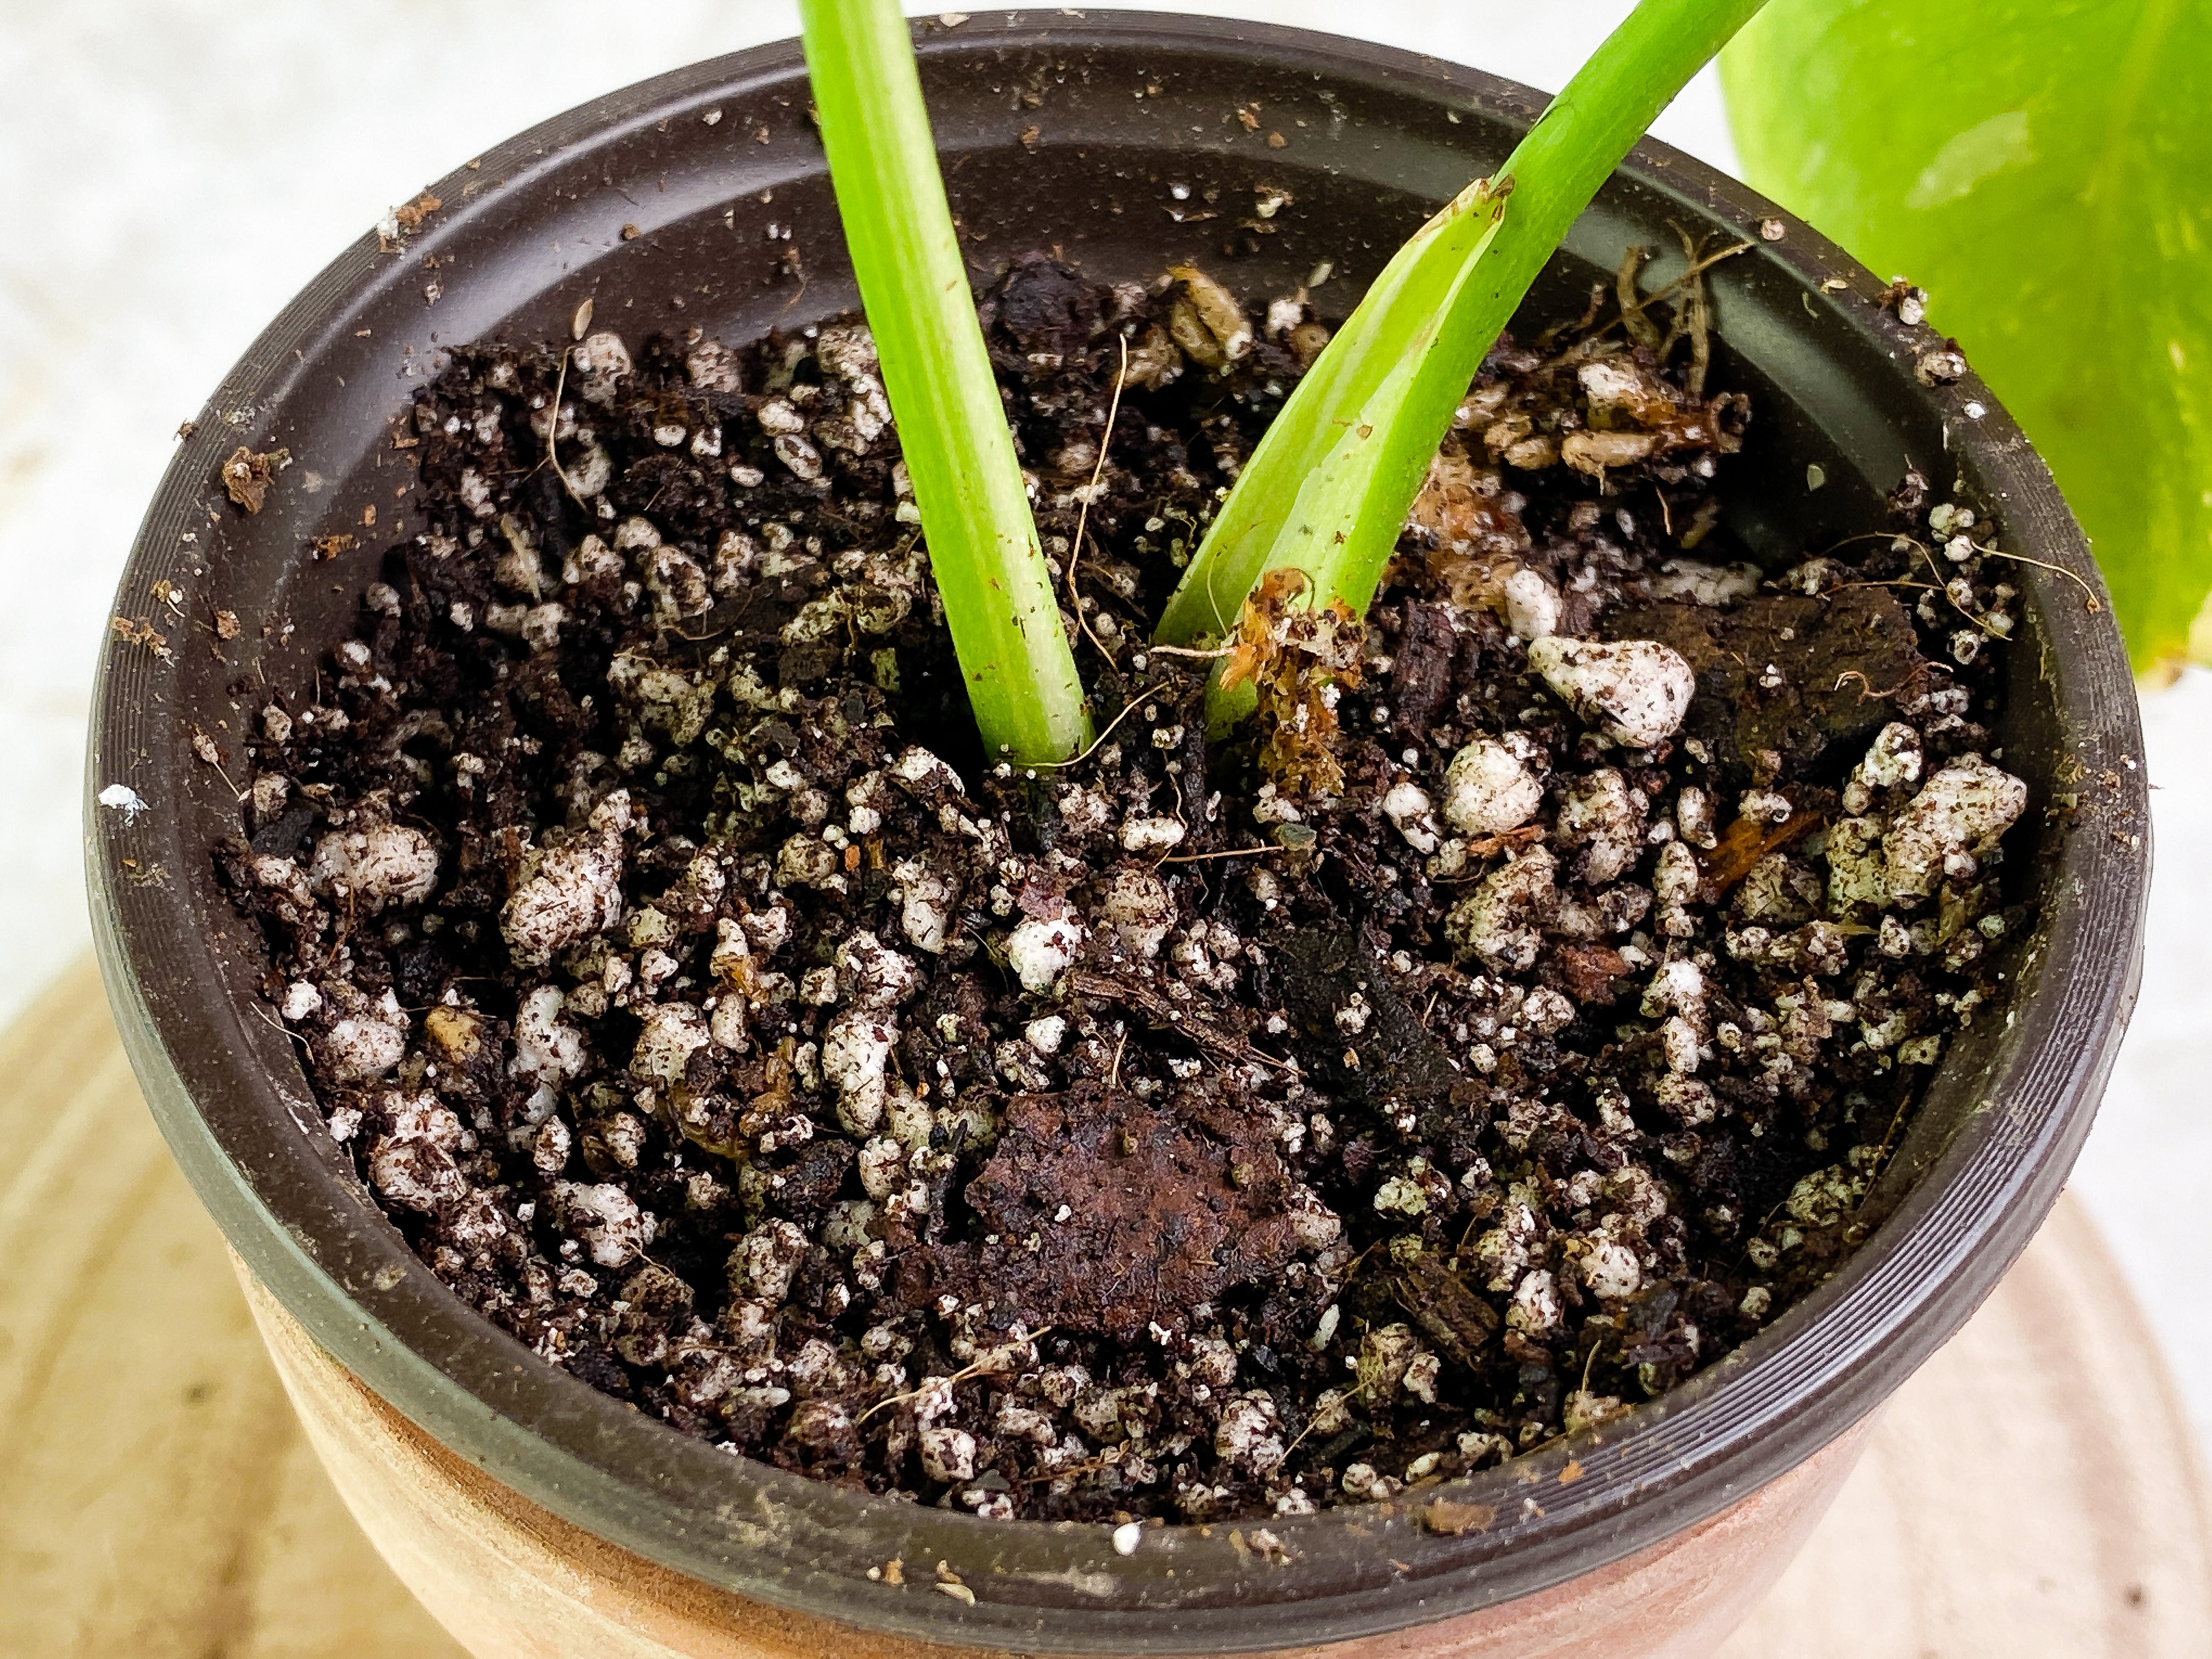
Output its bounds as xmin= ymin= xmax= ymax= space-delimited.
xmin=1722 ymin=0 xmax=2212 ymax=678
xmin=800 ymin=0 xmax=1091 ymax=762
xmin=1158 ymin=0 xmax=1772 ymax=710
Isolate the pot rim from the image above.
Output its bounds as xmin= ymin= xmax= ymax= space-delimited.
xmin=87 ymin=10 xmax=2149 ymax=1652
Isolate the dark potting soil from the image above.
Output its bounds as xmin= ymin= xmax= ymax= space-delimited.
xmin=216 ymin=252 xmax=2033 ymax=1526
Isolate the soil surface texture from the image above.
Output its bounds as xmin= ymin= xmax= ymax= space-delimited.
xmin=217 ymin=252 xmax=2032 ymax=1525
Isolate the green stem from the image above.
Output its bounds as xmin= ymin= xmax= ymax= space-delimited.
xmin=800 ymin=0 xmax=1092 ymax=764
xmin=1158 ymin=0 xmax=1770 ymax=726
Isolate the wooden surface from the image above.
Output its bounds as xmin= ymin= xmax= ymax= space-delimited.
xmin=3 ymin=960 xmax=2209 ymax=1658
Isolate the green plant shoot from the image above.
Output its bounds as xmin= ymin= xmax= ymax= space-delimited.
xmin=802 ymin=0 xmax=1770 ymax=753
xmin=799 ymin=0 xmax=1092 ymax=764
xmin=1157 ymin=0 xmax=1771 ymax=729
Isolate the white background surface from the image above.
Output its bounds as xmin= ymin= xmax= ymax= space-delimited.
xmin=3 ymin=1 xmax=2205 ymax=1452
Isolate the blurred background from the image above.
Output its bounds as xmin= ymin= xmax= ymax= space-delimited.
xmin=1 ymin=0 xmax=2205 ymax=1468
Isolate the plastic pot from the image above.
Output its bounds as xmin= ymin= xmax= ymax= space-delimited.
xmin=87 ymin=12 xmax=2148 ymax=1657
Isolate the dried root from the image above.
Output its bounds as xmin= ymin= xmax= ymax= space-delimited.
xmin=1221 ymin=568 xmax=1365 ymax=798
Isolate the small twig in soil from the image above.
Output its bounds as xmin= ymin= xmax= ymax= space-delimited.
xmin=1615 ymin=245 xmax=1662 ymax=352
xmin=1816 ymin=530 xmax=1921 ymax=558
xmin=1808 ymin=529 xmax=2006 ymax=639
xmin=670 ymin=585 xmax=777 ymax=647
xmin=1280 ymin=1380 xmax=1370 ymax=1462
xmin=1019 ymin=1450 xmax=1121 ymax=1486
xmin=544 ymin=347 xmax=586 ymax=509
xmin=854 ymin=1329 xmax=1055 ymax=1427
xmin=1861 ymin=1092 xmax=1918 ymax=1190
xmin=1832 ymin=668 xmax=1923 ymax=702
xmin=1468 ymin=826 xmax=1544 ymax=859
xmin=1031 ymin=692 xmax=1149 ymax=770
xmin=1067 ymin=334 xmax=1130 ymax=663
xmin=1581 ymin=1338 xmax=1606 ymax=1393
xmin=197 ymin=746 xmax=247 ymax=804
xmin=1157 ymin=844 xmax=1276 ymax=862
xmin=1968 ymin=541 xmax=2104 ymax=614
xmin=249 ymin=1003 xmax=309 ymax=1052
xmin=1427 ymin=825 xmax=1547 ymax=882
xmin=1068 ymin=970 xmax=1300 ymax=1077
xmin=1823 ymin=526 xmax=2070 ymax=633
xmin=1904 ymin=537 xmax=2006 ymax=639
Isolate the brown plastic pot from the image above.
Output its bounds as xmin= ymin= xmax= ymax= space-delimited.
xmin=88 ymin=12 xmax=2148 ymax=1657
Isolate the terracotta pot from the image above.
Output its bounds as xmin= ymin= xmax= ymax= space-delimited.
xmin=89 ymin=12 xmax=2148 ymax=1656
